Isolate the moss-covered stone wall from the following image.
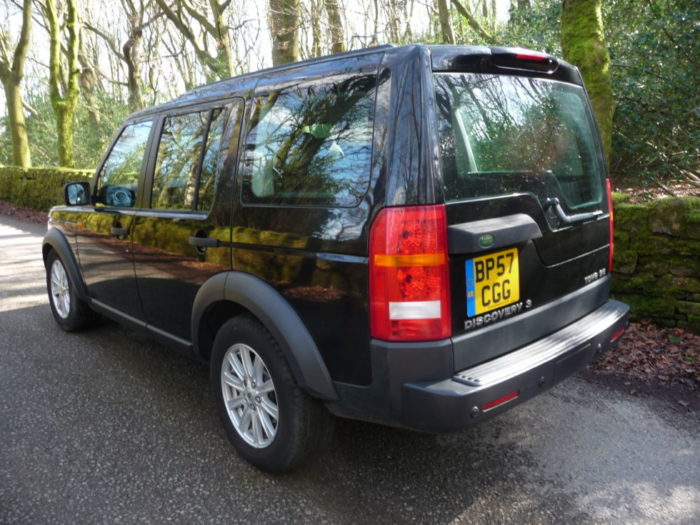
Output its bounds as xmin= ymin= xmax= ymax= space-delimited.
xmin=612 ymin=194 xmax=700 ymax=333
xmin=0 ymin=166 xmax=93 ymax=211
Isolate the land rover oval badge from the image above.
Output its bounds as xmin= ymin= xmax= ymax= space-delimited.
xmin=479 ymin=234 xmax=495 ymax=249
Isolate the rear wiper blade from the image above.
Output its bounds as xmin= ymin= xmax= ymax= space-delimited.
xmin=545 ymin=197 xmax=602 ymax=224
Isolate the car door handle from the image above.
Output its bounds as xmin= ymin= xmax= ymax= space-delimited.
xmin=448 ymin=213 xmax=542 ymax=254
xmin=110 ymin=226 xmax=130 ymax=236
xmin=188 ymin=236 xmax=222 ymax=248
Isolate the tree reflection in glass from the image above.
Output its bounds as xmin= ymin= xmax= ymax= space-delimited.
xmin=242 ymin=75 xmax=376 ymax=207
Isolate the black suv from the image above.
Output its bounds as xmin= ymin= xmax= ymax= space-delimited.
xmin=44 ymin=44 xmax=629 ymax=472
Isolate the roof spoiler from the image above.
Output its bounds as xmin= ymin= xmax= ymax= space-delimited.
xmin=429 ymin=45 xmax=579 ymax=85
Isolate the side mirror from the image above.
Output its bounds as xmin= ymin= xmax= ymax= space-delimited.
xmin=64 ymin=181 xmax=91 ymax=206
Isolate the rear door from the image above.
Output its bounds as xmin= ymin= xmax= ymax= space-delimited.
xmin=130 ymin=100 xmax=243 ymax=342
xmin=433 ymin=71 xmax=611 ymax=369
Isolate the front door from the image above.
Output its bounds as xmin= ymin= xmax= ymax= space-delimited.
xmin=76 ymin=119 xmax=153 ymax=318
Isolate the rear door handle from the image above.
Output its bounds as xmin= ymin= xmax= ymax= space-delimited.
xmin=448 ymin=213 xmax=542 ymax=254
xmin=110 ymin=226 xmax=130 ymax=236
xmin=188 ymin=236 xmax=222 ymax=248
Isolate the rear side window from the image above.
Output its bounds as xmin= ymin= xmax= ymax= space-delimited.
xmin=98 ymin=120 xmax=152 ymax=208
xmin=435 ymin=73 xmax=604 ymax=212
xmin=241 ymin=75 xmax=376 ymax=207
xmin=151 ymin=108 xmax=227 ymax=211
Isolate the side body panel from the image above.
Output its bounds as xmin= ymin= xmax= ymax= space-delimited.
xmin=229 ymin=52 xmax=392 ymax=386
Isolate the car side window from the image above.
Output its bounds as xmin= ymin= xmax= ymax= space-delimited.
xmin=241 ymin=74 xmax=376 ymax=207
xmin=151 ymin=108 xmax=227 ymax=211
xmin=198 ymin=109 xmax=226 ymax=211
xmin=98 ymin=120 xmax=152 ymax=207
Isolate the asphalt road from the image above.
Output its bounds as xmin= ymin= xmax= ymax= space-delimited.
xmin=1 ymin=215 xmax=698 ymax=524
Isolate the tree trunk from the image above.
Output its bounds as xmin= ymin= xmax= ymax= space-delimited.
xmin=46 ymin=0 xmax=81 ymax=167
xmin=436 ymin=0 xmax=456 ymax=45
xmin=324 ymin=0 xmax=346 ymax=53
xmin=0 ymin=0 xmax=32 ymax=167
xmin=123 ymin=16 xmax=145 ymax=111
xmin=269 ymin=0 xmax=301 ymax=66
xmin=310 ymin=0 xmax=322 ymax=57
xmin=78 ymin=38 xmax=101 ymax=127
xmin=2 ymin=78 xmax=31 ymax=167
xmin=154 ymin=0 xmax=231 ymax=81
xmin=561 ymin=0 xmax=613 ymax=159
xmin=452 ymin=0 xmax=495 ymax=44
xmin=210 ymin=0 xmax=236 ymax=77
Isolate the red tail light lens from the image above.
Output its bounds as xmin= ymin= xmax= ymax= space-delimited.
xmin=515 ymin=52 xmax=548 ymax=62
xmin=606 ymin=178 xmax=614 ymax=272
xmin=369 ymin=205 xmax=451 ymax=341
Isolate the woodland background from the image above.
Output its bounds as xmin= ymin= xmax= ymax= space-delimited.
xmin=0 ymin=0 xmax=698 ymax=189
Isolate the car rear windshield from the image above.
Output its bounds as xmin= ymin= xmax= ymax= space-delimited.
xmin=434 ymin=73 xmax=605 ymax=213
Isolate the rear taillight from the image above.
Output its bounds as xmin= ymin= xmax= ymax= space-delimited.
xmin=606 ymin=178 xmax=614 ymax=272
xmin=369 ymin=205 xmax=451 ymax=341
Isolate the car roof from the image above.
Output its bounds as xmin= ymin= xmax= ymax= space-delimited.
xmin=126 ymin=44 xmax=578 ymax=122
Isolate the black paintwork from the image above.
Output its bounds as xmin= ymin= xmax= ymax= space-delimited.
xmin=190 ymin=271 xmax=337 ymax=400
xmin=44 ymin=44 xmax=624 ymax=433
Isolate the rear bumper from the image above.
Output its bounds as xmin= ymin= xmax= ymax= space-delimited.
xmin=330 ymin=299 xmax=629 ymax=432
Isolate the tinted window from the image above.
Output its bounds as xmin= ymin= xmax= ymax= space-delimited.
xmin=435 ymin=74 xmax=604 ymax=212
xmin=198 ymin=109 xmax=226 ymax=211
xmin=98 ymin=121 xmax=152 ymax=207
xmin=152 ymin=112 xmax=205 ymax=209
xmin=241 ymin=75 xmax=376 ymax=207
xmin=151 ymin=109 xmax=228 ymax=210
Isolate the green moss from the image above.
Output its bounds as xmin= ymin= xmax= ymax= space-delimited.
xmin=0 ymin=166 xmax=93 ymax=211
xmin=613 ymin=251 xmax=637 ymax=274
xmin=669 ymin=277 xmax=700 ymax=294
xmin=677 ymin=301 xmax=700 ymax=317
xmin=614 ymin=203 xmax=648 ymax=232
xmin=561 ymin=0 xmax=613 ymax=157
xmin=612 ymin=293 xmax=676 ymax=319
xmin=685 ymin=211 xmax=700 ymax=240
xmin=648 ymin=197 xmax=700 ymax=236
xmin=612 ymin=192 xmax=631 ymax=204
xmin=610 ymin=275 xmax=633 ymax=293
xmin=636 ymin=259 xmax=669 ymax=276
xmin=614 ymin=230 xmax=630 ymax=247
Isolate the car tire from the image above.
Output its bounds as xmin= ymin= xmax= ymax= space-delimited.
xmin=46 ymin=250 xmax=98 ymax=331
xmin=211 ymin=315 xmax=333 ymax=472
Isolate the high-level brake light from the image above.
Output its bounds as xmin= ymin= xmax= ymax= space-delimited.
xmin=369 ymin=205 xmax=451 ymax=341
xmin=515 ymin=52 xmax=548 ymax=62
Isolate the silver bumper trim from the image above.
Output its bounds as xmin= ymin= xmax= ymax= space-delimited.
xmin=454 ymin=300 xmax=628 ymax=388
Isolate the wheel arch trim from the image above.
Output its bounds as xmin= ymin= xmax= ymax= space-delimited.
xmin=192 ymin=271 xmax=338 ymax=401
xmin=43 ymin=227 xmax=88 ymax=300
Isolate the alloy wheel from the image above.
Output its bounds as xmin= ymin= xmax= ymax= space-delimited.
xmin=221 ymin=343 xmax=279 ymax=448
xmin=50 ymin=259 xmax=71 ymax=319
